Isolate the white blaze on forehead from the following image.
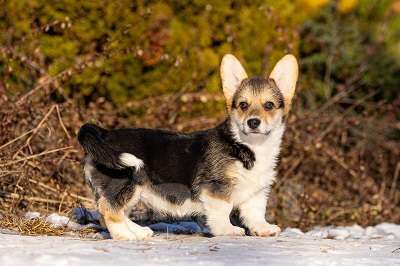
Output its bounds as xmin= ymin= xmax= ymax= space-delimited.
xmin=119 ymin=153 xmax=144 ymax=171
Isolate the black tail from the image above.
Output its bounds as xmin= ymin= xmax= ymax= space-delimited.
xmin=78 ymin=123 xmax=122 ymax=169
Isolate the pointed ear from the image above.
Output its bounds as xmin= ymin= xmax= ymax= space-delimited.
xmin=220 ymin=54 xmax=248 ymax=109
xmin=269 ymin=54 xmax=299 ymax=113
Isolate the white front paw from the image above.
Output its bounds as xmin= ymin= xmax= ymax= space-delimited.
xmin=138 ymin=226 xmax=154 ymax=239
xmin=109 ymin=220 xmax=153 ymax=241
xmin=250 ymin=223 xmax=281 ymax=237
xmin=212 ymin=225 xmax=246 ymax=236
xmin=126 ymin=220 xmax=153 ymax=240
xmin=109 ymin=223 xmax=141 ymax=241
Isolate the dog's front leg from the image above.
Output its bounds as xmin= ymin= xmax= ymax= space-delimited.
xmin=238 ymin=192 xmax=280 ymax=237
xmin=200 ymin=192 xmax=245 ymax=236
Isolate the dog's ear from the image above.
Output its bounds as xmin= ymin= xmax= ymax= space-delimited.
xmin=269 ymin=54 xmax=298 ymax=113
xmin=220 ymin=54 xmax=248 ymax=109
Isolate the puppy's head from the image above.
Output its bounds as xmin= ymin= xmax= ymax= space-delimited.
xmin=220 ymin=54 xmax=298 ymax=137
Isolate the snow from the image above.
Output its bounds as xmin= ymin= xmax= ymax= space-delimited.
xmin=280 ymin=227 xmax=304 ymax=237
xmin=305 ymin=224 xmax=400 ymax=241
xmin=1 ymin=211 xmax=399 ymax=265
xmin=45 ymin=213 xmax=82 ymax=230
xmin=24 ymin=212 xmax=41 ymax=220
xmin=1 ymin=231 xmax=399 ymax=266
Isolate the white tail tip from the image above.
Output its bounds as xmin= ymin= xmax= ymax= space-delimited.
xmin=119 ymin=153 xmax=144 ymax=172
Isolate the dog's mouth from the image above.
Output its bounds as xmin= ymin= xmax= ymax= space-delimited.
xmin=242 ymin=129 xmax=271 ymax=136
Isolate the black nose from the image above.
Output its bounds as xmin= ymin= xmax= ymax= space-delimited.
xmin=247 ymin=118 xmax=261 ymax=129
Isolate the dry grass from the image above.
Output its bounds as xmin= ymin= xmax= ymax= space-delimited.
xmin=0 ymin=214 xmax=96 ymax=237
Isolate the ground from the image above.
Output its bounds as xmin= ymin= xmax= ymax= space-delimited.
xmin=1 ymin=224 xmax=400 ymax=266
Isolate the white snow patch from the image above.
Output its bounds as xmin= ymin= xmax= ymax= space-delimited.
xmin=24 ymin=212 xmax=41 ymax=220
xmin=375 ymin=223 xmax=400 ymax=238
xmin=302 ymin=223 xmax=400 ymax=241
xmin=280 ymin=228 xmax=304 ymax=237
xmin=305 ymin=226 xmax=330 ymax=239
xmin=327 ymin=228 xmax=350 ymax=240
xmin=45 ymin=213 xmax=81 ymax=230
xmin=345 ymin=224 xmax=364 ymax=239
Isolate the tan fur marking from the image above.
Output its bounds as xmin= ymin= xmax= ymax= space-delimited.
xmin=234 ymin=88 xmax=284 ymax=126
xmin=202 ymin=186 xmax=231 ymax=201
xmin=98 ymin=196 xmax=124 ymax=223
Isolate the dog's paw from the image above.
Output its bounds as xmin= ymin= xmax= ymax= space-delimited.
xmin=242 ymin=158 xmax=254 ymax=170
xmin=139 ymin=226 xmax=154 ymax=238
xmin=109 ymin=224 xmax=141 ymax=241
xmin=126 ymin=220 xmax=153 ymax=240
xmin=213 ymin=225 xmax=246 ymax=236
xmin=109 ymin=220 xmax=153 ymax=241
xmin=250 ymin=223 xmax=281 ymax=237
xmin=112 ymin=231 xmax=140 ymax=241
xmin=240 ymin=148 xmax=255 ymax=170
xmin=131 ymin=226 xmax=154 ymax=240
xmin=232 ymin=143 xmax=256 ymax=170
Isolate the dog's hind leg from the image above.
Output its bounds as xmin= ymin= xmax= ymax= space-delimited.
xmin=98 ymin=195 xmax=153 ymax=240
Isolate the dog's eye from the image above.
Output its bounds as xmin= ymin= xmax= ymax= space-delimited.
xmin=239 ymin=102 xmax=249 ymax=111
xmin=263 ymin=101 xmax=274 ymax=111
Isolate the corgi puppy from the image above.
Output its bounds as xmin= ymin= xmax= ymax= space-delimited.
xmin=78 ymin=54 xmax=298 ymax=240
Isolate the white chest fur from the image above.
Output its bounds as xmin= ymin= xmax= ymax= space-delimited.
xmin=229 ymin=125 xmax=285 ymax=207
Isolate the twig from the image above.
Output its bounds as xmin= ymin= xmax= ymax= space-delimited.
xmin=315 ymin=86 xmax=358 ymax=114
xmin=322 ymin=148 xmax=358 ymax=178
xmin=56 ymin=152 xmax=70 ymax=166
xmin=67 ymin=192 xmax=94 ymax=204
xmin=4 ymin=193 xmax=69 ymax=205
xmin=55 ymin=105 xmax=71 ymax=139
xmin=0 ymin=172 xmax=21 ymax=178
xmin=16 ymin=76 xmax=52 ymax=106
xmin=274 ymin=155 xmax=304 ymax=189
xmin=28 ymin=178 xmax=94 ymax=203
xmin=13 ymin=151 xmax=42 ymax=170
xmin=16 ymin=55 xmax=98 ymax=105
xmin=0 ymin=146 xmax=74 ymax=167
xmin=392 ymin=247 xmax=400 ymax=253
xmin=316 ymin=91 xmax=377 ymax=142
xmin=390 ymin=162 xmax=400 ymax=201
xmin=59 ymin=192 xmax=67 ymax=213
xmin=326 ymin=208 xmax=356 ymax=223
xmin=9 ymin=105 xmax=56 ymax=158
xmin=24 ymin=105 xmax=56 ymax=154
xmin=313 ymin=63 xmax=366 ymax=115
xmin=0 ymin=129 xmax=34 ymax=151
xmin=1 ymin=104 xmax=70 ymax=153
xmin=0 ymin=170 xmax=22 ymax=174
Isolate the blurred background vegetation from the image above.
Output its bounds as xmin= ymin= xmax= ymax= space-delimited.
xmin=1 ymin=0 xmax=400 ymax=232
xmin=2 ymin=0 xmax=399 ymax=106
